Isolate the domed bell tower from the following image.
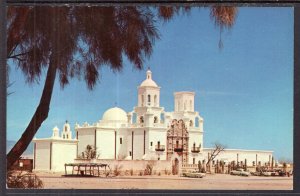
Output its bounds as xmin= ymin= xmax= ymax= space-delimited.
xmin=138 ymin=68 xmax=161 ymax=107
xmin=62 ymin=120 xmax=72 ymax=140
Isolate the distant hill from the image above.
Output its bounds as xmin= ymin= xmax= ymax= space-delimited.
xmin=6 ymin=140 xmax=33 ymax=158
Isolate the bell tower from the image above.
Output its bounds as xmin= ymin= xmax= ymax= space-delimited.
xmin=137 ymin=68 xmax=161 ymax=107
xmin=62 ymin=120 xmax=72 ymax=139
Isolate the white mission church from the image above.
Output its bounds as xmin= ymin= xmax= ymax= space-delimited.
xmin=33 ymin=69 xmax=273 ymax=172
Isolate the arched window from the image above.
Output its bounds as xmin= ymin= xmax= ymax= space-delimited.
xmin=141 ymin=95 xmax=144 ymax=107
xmin=189 ymin=120 xmax=193 ymax=127
xmin=148 ymin=94 xmax=151 ymax=105
xmin=160 ymin=113 xmax=165 ymax=123
xmin=154 ymin=95 xmax=157 ymax=106
xmin=140 ymin=116 xmax=144 ymax=123
xmin=195 ymin=117 xmax=199 ymax=127
xmin=132 ymin=113 xmax=137 ymax=123
xmin=190 ymin=100 xmax=192 ymax=110
xmin=154 ymin=116 xmax=158 ymax=123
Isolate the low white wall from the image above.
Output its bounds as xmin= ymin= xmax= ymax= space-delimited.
xmin=202 ymin=148 xmax=273 ymax=166
xmin=74 ymin=159 xmax=172 ymax=173
xmin=52 ymin=142 xmax=77 ymax=172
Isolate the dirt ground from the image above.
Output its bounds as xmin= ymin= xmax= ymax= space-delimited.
xmin=37 ymin=172 xmax=293 ymax=190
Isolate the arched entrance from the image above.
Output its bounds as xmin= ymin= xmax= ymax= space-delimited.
xmin=172 ymin=158 xmax=179 ymax=175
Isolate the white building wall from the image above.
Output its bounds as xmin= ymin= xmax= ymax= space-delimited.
xmin=97 ymin=129 xmax=115 ymax=159
xmin=35 ymin=142 xmax=50 ymax=171
xmin=132 ymin=129 xmax=144 ymax=160
xmin=202 ymin=149 xmax=273 ymax=166
xmin=51 ymin=142 xmax=77 ymax=172
xmin=127 ymin=131 xmax=133 ymax=158
xmin=138 ymin=87 xmax=160 ymax=107
xmin=116 ymin=129 xmax=128 ymax=159
xmin=77 ymin=128 xmax=95 ymax=157
xmin=148 ymin=129 xmax=167 ymax=160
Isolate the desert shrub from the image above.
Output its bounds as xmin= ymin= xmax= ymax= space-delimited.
xmin=144 ymin=160 xmax=156 ymax=175
xmin=80 ymin=145 xmax=99 ymax=159
xmin=113 ymin=164 xmax=123 ymax=176
xmin=7 ymin=171 xmax=43 ymax=189
xmin=130 ymin=169 xmax=134 ymax=176
xmin=139 ymin=171 xmax=143 ymax=176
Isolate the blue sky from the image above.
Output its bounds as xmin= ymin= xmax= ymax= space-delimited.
xmin=7 ymin=7 xmax=293 ymax=160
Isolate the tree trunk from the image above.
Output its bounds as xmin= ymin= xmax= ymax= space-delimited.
xmin=7 ymin=58 xmax=57 ymax=170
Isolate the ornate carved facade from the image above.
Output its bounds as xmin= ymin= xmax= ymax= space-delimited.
xmin=167 ymin=119 xmax=189 ymax=164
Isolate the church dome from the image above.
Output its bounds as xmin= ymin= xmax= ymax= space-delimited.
xmin=102 ymin=107 xmax=127 ymax=122
xmin=140 ymin=69 xmax=158 ymax=87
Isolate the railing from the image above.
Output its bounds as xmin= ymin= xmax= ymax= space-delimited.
xmin=191 ymin=147 xmax=200 ymax=153
xmin=155 ymin=145 xmax=165 ymax=151
xmin=174 ymin=145 xmax=183 ymax=152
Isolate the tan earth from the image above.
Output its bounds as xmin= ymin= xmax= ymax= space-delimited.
xmin=36 ymin=172 xmax=293 ymax=190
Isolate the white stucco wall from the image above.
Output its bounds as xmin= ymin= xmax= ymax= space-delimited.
xmin=116 ymin=129 xmax=128 ymax=159
xmin=202 ymin=148 xmax=273 ymax=166
xmin=148 ymin=129 xmax=167 ymax=160
xmin=97 ymin=129 xmax=115 ymax=159
xmin=132 ymin=129 xmax=145 ymax=160
xmin=34 ymin=139 xmax=78 ymax=172
xmin=51 ymin=142 xmax=77 ymax=172
xmin=34 ymin=141 xmax=51 ymax=171
xmin=77 ymin=128 xmax=95 ymax=157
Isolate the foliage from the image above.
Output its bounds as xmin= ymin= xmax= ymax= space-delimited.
xmin=144 ymin=160 xmax=156 ymax=175
xmin=6 ymin=6 xmax=237 ymax=170
xmin=80 ymin=145 xmax=99 ymax=159
xmin=206 ymin=142 xmax=226 ymax=168
xmin=113 ymin=164 xmax=123 ymax=176
xmin=7 ymin=171 xmax=43 ymax=189
xmin=130 ymin=168 xmax=134 ymax=176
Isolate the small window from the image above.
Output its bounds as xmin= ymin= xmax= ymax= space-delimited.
xmin=140 ymin=116 xmax=144 ymax=123
xmin=120 ymin=138 xmax=122 ymax=144
xmin=132 ymin=113 xmax=137 ymax=123
xmin=193 ymin=158 xmax=195 ymax=164
xmin=189 ymin=120 xmax=193 ymax=127
xmin=129 ymin=151 xmax=132 ymax=156
xmin=76 ymin=131 xmax=78 ymax=139
xmin=150 ymin=142 xmax=153 ymax=146
xmin=158 ymin=157 xmax=160 ymax=160
xmin=66 ymin=135 xmax=68 ymax=139
xmin=154 ymin=116 xmax=158 ymax=123
xmin=63 ymin=135 xmax=65 ymax=139
xmin=148 ymin=94 xmax=151 ymax=103
xmin=160 ymin=113 xmax=165 ymax=122
xmin=195 ymin=117 xmax=199 ymax=127
xmin=141 ymin=95 xmax=144 ymax=107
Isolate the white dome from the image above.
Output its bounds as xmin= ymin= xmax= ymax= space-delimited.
xmin=140 ymin=79 xmax=158 ymax=87
xmin=140 ymin=69 xmax=158 ymax=87
xmin=102 ymin=107 xmax=127 ymax=122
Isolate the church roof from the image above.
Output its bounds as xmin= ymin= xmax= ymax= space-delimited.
xmin=102 ymin=107 xmax=127 ymax=122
